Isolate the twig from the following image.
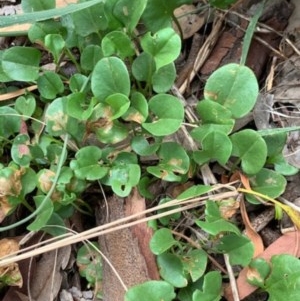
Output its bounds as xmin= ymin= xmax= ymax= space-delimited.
xmin=224 ymin=253 xmax=240 ymax=301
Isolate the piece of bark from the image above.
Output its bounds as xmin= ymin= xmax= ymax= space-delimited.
xmin=200 ymin=0 xmax=293 ymax=79
xmin=97 ymin=190 xmax=159 ymax=301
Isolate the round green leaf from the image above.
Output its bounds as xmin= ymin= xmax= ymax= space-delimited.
xmin=152 ymin=62 xmax=176 ymax=93
xmin=204 ymin=63 xmax=259 ymax=118
xmin=125 ymin=280 xmax=175 ymax=301
xmin=70 ymin=146 xmax=108 ymax=181
xmin=102 ymin=31 xmax=135 ymax=59
xmin=249 ymin=168 xmax=287 ymax=199
xmin=11 ymin=134 xmax=31 ymax=166
xmin=2 ymin=46 xmax=41 ymax=81
xmin=265 ymin=255 xmax=300 ymax=301
xmin=182 ymin=249 xmax=208 ymax=282
xmin=22 ymin=0 xmax=55 ymax=12
xmin=113 ymin=0 xmax=147 ymax=33
xmin=132 ymin=52 xmax=155 ymax=82
xmin=157 ymin=253 xmax=188 ymax=288
xmin=37 ymin=71 xmax=64 ymax=100
xmin=141 ymin=27 xmax=181 ymax=70
xmin=193 ymin=131 xmax=232 ymax=165
xmin=150 ymin=228 xmax=177 ymax=255
xmin=142 ymin=94 xmax=184 ymax=136
xmin=217 ymin=234 xmax=254 ymax=266
xmin=91 ymin=57 xmax=130 ymax=101
xmin=230 ymin=129 xmax=267 ymax=175
xmin=69 ymin=74 xmax=89 ymax=93
xmin=80 ymin=45 xmax=103 ymax=71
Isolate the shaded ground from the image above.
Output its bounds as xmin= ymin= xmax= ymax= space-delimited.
xmin=0 ymin=0 xmax=300 ymax=300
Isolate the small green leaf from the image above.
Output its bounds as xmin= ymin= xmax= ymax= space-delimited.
xmin=76 ymin=242 xmax=102 ymax=285
xmin=177 ymin=185 xmax=212 ymax=200
xmin=131 ymin=136 xmax=161 ymax=156
xmin=265 ymin=255 xmax=300 ymax=300
xmin=122 ymin=92 xmax=148 ymax=124
xmin=2 ymin=46 xmax=41 ymax=81
xmin=157 ymin=253 xmax=188 ymax=288
xmin=70 ymin=146 xmax=108 ymax=181
xmin=196 ymin=201 xmax=240 ymax=235
xmin=113 ymin=0 xmax=147 ymax=33
xmin=15 ymin=95 xmax=36 ymax=119
xmin=80 ymin=45 xmax=103 ymax=71
xmin=102 ymin=31 xmax=135 ymax=59
xmin=37 ymin=71 xmax=64 ymax=100
xmin=0 ymin=107 xmax=21 ymax=138
xmin=141 ymin=27 xmax=181 ymax=70
xmin=246 ymin=168 xmax=287 ymax=204
xmin=142 ymin=94 xmax=184 ymax=136
xmin=152 ymin=63 xmax=176 ymax=93
xmin=150 ymin=228 xmax=177 ymax=255
xmin=230 ymin=129 xmax=267 ymax=175
xmin=69 ymin=74 xmax=89 ymax=93
xmin=44 ymin=34 xmax=65 ymax=63
xmin=247 ymin=257 xmax=271 ymax=288
xmin=66 ymin=92 xmax=96 ymax=120
xmin=91 ymin=57 xmax=130 ymax=101
xmin=11 ymin=134 xmax=31 ymax=166
xmin=45 ymin=97 xmax=68 ymax=136
xmin=132 ymin=52 xmax=155 ymax=82
xmin=105 ymin=93 xmax=130 ymax=119
xmin=217 ymin=234 xmax=254 ymax=266
xmin=193 ymin=271 xmax=222 ymax=301
xmin=147 ymin=142 xmax=190 ymax=181
xmin=193 ymin=131 xmax=232 ymax=165
xmin=142 ymin=0 xmax=193 ymax=33
xmin=125 ymin=280 xmax=176 ymax=301
xmin=71 ymin=2 xmax=107 ymax=36
xmin=204 ymin=63 xmax=259 ymax=118
xmin=182 ymin=249 xmax=208 ymax=282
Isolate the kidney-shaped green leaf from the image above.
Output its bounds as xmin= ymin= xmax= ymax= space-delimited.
xmin=230 ymin=129 xmax=267 ymax=175
xmin=204 ymin=63 xmax=259 ymax=118
xmin=141 ymin=27 xmax=181 ymax=70
xmin=142 ymin=94 xmax=184 ymax=136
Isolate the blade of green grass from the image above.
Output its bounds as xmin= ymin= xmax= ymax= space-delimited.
xmin=240 ymin=0 xmax=266 ymax=65
xmin=0 ymin=0 xmax=103 ymax=28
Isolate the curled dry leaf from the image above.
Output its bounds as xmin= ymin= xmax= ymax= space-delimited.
xmin=173 ymin=5 xmax=207 ymax=39
xmin=0 ymin=238 xmax=22 ymax=287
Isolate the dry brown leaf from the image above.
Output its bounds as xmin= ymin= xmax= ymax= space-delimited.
xmin=173 ymin=4 xmax=207 ymax=39
xmin=218 ymin=198 xmax=240 ymax=220
xmin=0 ymin=238 xmax=22 ymax=288
xmin=29 ymin=246 xmax=71 ymax=301
xmin=225 ymin=230 xmax=300 ymax=300
xmin=240 ymin=197 xmax=264 ymax=257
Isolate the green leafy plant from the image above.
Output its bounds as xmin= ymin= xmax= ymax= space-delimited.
xmin=0 ymin=0 xmax=298 ymax=300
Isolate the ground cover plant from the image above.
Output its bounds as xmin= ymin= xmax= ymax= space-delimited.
xmin=0 ymin=0 xmax=300 ymax=300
